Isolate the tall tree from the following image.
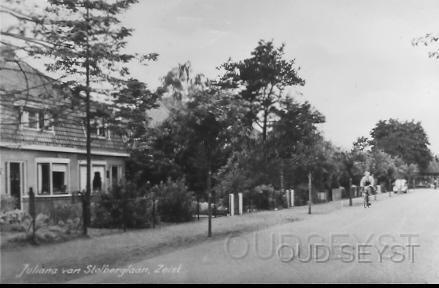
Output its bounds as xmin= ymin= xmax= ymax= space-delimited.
xmin=2 ymin=0 xmax=157 ymax=234
xmin=157 ymin=61 xmax=207 ymax=103
xmin=110 ymin=78 xmax=159 ymax=150
xmin=412 ymin=33 xmax=439 ymax=60
xmin=158 ymin=84 xmax=244 ymax=235
xmin=218 ymin=39 xmax=305 ymax=143
xmin=370 ymin=119 xmax=432 ymax=170
xmin=268 ymin=98 xmax=325 ymax=198
xmin=289 ymin=134 xmax=326 ymax=214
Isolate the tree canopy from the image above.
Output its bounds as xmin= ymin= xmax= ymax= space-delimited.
xmin=412 ymin=33 xmax=439 ymax=60
xmin=218 ymin=39 xmax=305 ymax=142
xmin=370 ymin=119 xmax=432 ymax=170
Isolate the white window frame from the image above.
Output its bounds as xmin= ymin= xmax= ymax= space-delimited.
xmin=20 ymin=107 xmax=54 ymax=133
xmin=35 ymin=158 xmax=70 ymax=197
xmin=110 ymin=165 xmax=122 ymax=186
xmin=91 ymin=118 xmax=110 ymax=139
xmin=4 ymin=161 xmax=26 ymax=210
xmin=78 ymin=160 xmax=107 ymax=193
xmin=4 ymin=161 xmax=26 ymax=196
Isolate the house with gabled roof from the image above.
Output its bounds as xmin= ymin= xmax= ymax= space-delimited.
xmin=0 ymin=49 xmax=129 ymax=213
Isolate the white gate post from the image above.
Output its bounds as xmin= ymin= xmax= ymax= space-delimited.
xmin=290 ymin=189 xmax=295 ymax=207
xmin=229 ymin=193 xmax=234 ymax=216
xmin=238 ymin=193 xmax=243 ymax=215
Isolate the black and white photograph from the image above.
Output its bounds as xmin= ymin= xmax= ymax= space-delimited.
xmin=0 ymin=0 xmax=438 ymax=284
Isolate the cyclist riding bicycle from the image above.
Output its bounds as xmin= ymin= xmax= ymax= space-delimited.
xmin=360 ymin=171 xmax=375 ymax=208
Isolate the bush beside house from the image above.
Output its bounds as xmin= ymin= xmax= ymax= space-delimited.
xmin=90 ymin=179 xmax=194 ymax=229
xmin=156 ymin=179 xmax=194 ymax=223
xmin=90 ymin=182 xmax=157 ymax=229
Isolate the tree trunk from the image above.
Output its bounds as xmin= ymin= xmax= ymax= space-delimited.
xmin=206 ymin=141 xmax=212 ymax=237
xmin=152 ymin=191 xmax=156 ymax=229
xmin=262 ymin=109 xmax=269 ymax=164
xmin=262 ymin=109 xmax=268 ymax=143
xmin=308 ymin=172 xmax=312 ymax=214
xmin=83 ymin=4 xmax=91 ymax=236
xmin=213 ymin=191 xmax=217 ymax=218
xmin=197 ymin=197 xmax=200 ymax=220
xmin=207 ymin=169 xmax=212 ymax=237
xmin=280 ymin=158 xmax=285 ymax=207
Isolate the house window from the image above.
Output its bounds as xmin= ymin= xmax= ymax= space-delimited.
xmin=37 ymin=161 xmax=69 ymax=195
xmin=111 ymin=165 xmax=120 ymax=186
xmin=91 ymin=118 xmax=109 ymax=138
xmin=37 ymin=163 xmax=50 ymax=195
xmin=21 ymin=108 xmax=53 ymax=131
xmin=4 ymin=162 xmax=25 ymax=209
xmin=52 ymin=164 xmax=68 ymax=195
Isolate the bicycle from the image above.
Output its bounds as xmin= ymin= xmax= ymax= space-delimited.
xmin=362 ymin=185 xmax=373 ymax=208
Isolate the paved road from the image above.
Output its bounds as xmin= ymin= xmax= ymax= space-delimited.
xmin=72 ymin=189 xmax=439 ymax=283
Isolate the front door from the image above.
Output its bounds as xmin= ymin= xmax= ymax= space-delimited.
xmin=9 ymin=162 xmax=22 ymax=209
xmin=92 ymin=165 xmax=105 ymax=192
xmin=79 ymin=164 xmax=106 ymax=193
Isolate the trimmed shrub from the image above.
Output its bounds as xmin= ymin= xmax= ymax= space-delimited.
xmin=90 ymin=181 xmax=158 ymax=229
xmin=156 ymin=178 xmax=194 ymax=223
xmin=90 ymin=179 xmax=194 ymax=228
xmin=126 ymin=197 xmax=157 ymax=228
xmin=252 ymin=184 xmax=275 ymax=210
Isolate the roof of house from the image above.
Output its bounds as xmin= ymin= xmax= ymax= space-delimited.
xmin=0 ymin=52 xmax=128 ymax=156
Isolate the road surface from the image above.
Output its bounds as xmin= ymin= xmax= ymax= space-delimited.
xmin=71 ymin=188 xmax=439 ymax=283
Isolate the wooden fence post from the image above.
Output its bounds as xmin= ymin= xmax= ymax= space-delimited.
xmin=122 ymin=192 xmax=128 ymax=232
xmin=349 ymin=178 xmax=353 ymax=206
xmin=152 ymin=190 xmax=156 ymax=229
xmin=81 ymin=191 xmax=88 ymax=236
xmin=29 ymin=188 xmax=36 ymax=244
xmin=213 ymin=192 xmax=217 ymax=218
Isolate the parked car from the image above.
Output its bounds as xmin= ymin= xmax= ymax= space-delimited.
xmin=393 ymin=179 xmax=408 ymax=193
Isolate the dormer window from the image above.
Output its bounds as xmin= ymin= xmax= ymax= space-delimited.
xmin=20 ymin=107 xmax=53 ymax=131
xmin=91 ymin=118 xmax=110 ymax=139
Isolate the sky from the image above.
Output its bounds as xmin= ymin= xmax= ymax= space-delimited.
xmin=3 ymin=0 xmax=438 ymax=154
xmin=118 ymin=0 xmax=439 ymax=155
